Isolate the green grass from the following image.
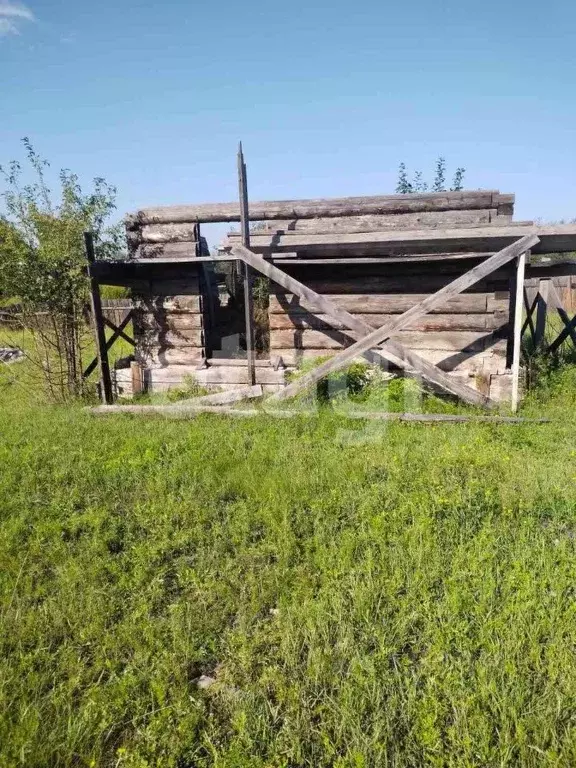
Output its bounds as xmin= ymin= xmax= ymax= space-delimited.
xmin=2 ymin=357 xmax=576 ymax=767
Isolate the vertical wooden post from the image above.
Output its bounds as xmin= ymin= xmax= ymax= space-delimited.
xmin=130 ymin=361 xmax=144 ymax=396
xmin=238 ymin=142 xmax=256 ymax=386
xmin=534 ymin=278 xmax=550 ymax=348
xmin=511 ymin=249 xmax=528 ymax=413
xmin=84 ymin=231 xmax=114 ymax=404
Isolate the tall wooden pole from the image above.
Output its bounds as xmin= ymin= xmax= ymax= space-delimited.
xmin=511 ymin=249 xmax=528 ymax=413
xmin=84 ymin=231 xmax=114 ymax=404
xmin=238 ymin=142 xmax=256 ymax=385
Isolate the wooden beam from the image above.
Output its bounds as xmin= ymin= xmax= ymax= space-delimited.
xmin=84 ymin=232 xmax=114 ymax=403
xmin=226 ymin=224 xmax=576 ymax=256
xmin=511 ymin=251 xmax=527 ymax=413
xmin=231 ymin=243 xmax=499 ymax=408
xmin=534 ymin=278 xmax=550 ymax=348
xmin=238 ymin=142 xmax=256 ymax=386
xmin=82 ymin=311 xmax=135 ymax=380
xmin=89 ymin=403 xmax=548 ymax=424
xmin=126 ymin=190 xmax=499 ymax=227
xmin=266 ymin=235 xmax=539 ymax=403
xmin=103 ymin=316 xmax=135 ymax=347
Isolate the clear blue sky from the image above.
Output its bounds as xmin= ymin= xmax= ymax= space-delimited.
xmin=2 ymin=0 xmax=576 ymax=244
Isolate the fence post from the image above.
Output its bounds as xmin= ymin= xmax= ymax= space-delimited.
xmin=84 ymin=231 xmax=114 ymax=404
xmin=534 ymin=278 xmax=550 ymax=348
xmin=511 ymin=249 xmax=528 ymax=413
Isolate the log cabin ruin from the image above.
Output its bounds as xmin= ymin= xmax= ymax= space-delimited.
xmin=88 ymin=177 xmax=576 ymax=411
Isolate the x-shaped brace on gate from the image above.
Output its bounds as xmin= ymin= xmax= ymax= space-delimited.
xmin=231 ymin=234 xmax=539 ymax=408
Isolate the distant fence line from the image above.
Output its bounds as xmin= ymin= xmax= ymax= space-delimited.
xmin=0 ymin=300 xmax=133 ymax=328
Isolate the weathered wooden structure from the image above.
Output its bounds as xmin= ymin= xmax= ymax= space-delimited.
xmin=87 ymin=172 xmax=576 ymax=411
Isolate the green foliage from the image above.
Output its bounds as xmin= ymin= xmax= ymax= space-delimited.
xmin=165 ymin=374 xmax=210 ymax=402
xmin=0 ymin=139 xmax=123 ymax=400
xmin=396 ymin=157 xmax=466 ymax=194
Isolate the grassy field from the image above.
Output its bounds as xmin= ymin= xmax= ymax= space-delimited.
xmin=2 ymin=353 xmax=576 ymax=767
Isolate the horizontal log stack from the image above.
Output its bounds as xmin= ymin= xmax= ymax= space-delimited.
xmin=125 ymin=189 xmax=576 ymax=402
xmin=219 ymin=190 xmax=525 ymax=403
xmin=123 ymin=215 xmax=289 ymax=393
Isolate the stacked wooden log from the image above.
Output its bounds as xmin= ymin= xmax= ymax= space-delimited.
xmin=218 ymin=190 xmax=525 ymax=401
xmin=125 ymin=189 xmax=555 ymax=402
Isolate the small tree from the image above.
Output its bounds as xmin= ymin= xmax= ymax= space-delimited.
xmin=395 ymin=158 xmax=466 ymax=194
xmin=0 ymin=139 xmax=123 ymax=401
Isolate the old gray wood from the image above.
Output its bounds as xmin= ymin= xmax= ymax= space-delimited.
xmin=126 ymin=190 xmax=499 ymax=227
xmin=226 ymin=224 xmax=575 ymax=256
xmin=232 ymin=243 xmax=498 ymax=407
xmin=268 ymin=234 xmax=539 ymax=402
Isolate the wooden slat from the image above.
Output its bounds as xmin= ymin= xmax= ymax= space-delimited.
xmin=269 ymin=329 xmax=492 ymax=352
xmin=232 ymin=243 xmax=498 ymax=407
xmin=268 ymin=235 xmax=539 ymax=402
xmin=534 ymin=278 xmax=550 ymax=347
xmin=226 ymin=225 xmax=576 ymax=257
xmin=126 ymin=190 xmax=499 ymax=227
xmin=135 ymin=329 xmax=203 ymax=347
xmin=133 ymin=223 xmax=200 ymax=243
xmin=90 ymin=404 xmax=546 ymax=424
xmin=135 ymin=312 xmax=203 ymax=331
xmin=511 ymin=251 xmax=527 ymax=412
xmin=133 ymin=242 xmax=200 ymax=259
xmin=133 ymin=295 xmax=201 ymax=313
xmin=268 ymin=275 xmax=509 ymax=295
xmin=269 ymin=293 xmax=491 ymax=314
xmin=253 ymin=209 xmax=497 ymax=234
xmin=269 ymin=312 xmax=501 ymax=332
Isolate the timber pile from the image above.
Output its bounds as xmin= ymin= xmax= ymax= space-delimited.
xmin=215 ymin=191 xmax=523 ymax=402
xmin=122 ymin=186 xmax=576 ymax=404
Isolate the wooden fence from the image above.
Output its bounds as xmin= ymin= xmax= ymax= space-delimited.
xmin=0 ymin=300 xmax=132 ymax=328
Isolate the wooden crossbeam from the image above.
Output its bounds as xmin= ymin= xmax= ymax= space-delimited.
xmin=232 ymin=244 xmax=499 ymax=408
xmin=548 ymin=314 xmax=576 ymax=354
xmin=103 ymin=316 xmax=135 ymax=347
xmin=264 ymin=234 xmax=539 ymax=403
xmin=89 ymin=404 xmax=549 ymax=424
xmin=522 ymin=289 xmax=538 ymax=343
xmin=83 ymin=311 xmax=134 ymax=379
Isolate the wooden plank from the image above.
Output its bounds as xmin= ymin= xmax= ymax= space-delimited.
xmin=135 ymin=329 xmax=204 ymax=347
xmin=232 ymin=243 xmax=498 ymax=407
xmin=226 ymin=225 xmax=576 ymax=257
xmin=83 ymin=311 xmax=135 ymax=379
xmin=269 ymin=329 xmax=490 ymax=352
xmin=268 ymin=275 xmax=509 ymax=295
xmin=89 ymin=404 xmax=548 ymax=424
xmin=131 ymin=361 xmax=144 ymax=395
xmin=269 ymin=312 xmax=497 ymax=332
xmin=133 ymin=242 xmax=200 ymax=259
xmin=126 ymin=190 xmax=499 ymax=227
xmin=534 ymin=278 xmax=550 ymax=347
xmin=253 ymin=209 xmax=496 ymax=234
xmin=133 ymin=223 xmax=199 ymax=244
xmin=269 ymin=293 xmax=490 ymax=314
xmin=270 ymin=252 xmax=495 ymax=266
xmin=271 ymin=343 xmax=508 ymax=371
xmin=134 ymin=295 xmax=201 ymax=313
xmin=139 ymin=348 xmax=204 ymax=366
xmin=511 ymin=251 xmax=527 ymax=413
xmin=84 ymin=232 xmax=114 ymax=404
xmin=267 ymin=235 xmax=539 ymax=402
xmin=135 ymin=312 xmax=203 ymax=331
